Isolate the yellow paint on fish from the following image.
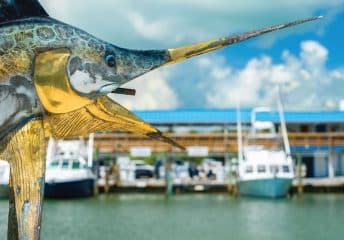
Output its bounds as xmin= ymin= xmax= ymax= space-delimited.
xmin=34 ymin=48 xmax=93 ymax=114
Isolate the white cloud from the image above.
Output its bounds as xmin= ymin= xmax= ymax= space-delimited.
xmin=40 ymin=0 xmax=343 ymax=48
xmin=37 ymin=1 xmax=343 ymax=110
xmin=127 ymin=11 xmax=174 ymax=42
xmin=188 ymin=40 xmax=343 ymax=110
xmin=109 ymin=70 xmax=179 ymax=110
xmin=300 ymin=40 xmax=328 ymax=67
xmin=105 ymin=40 xmax=342 ymax=111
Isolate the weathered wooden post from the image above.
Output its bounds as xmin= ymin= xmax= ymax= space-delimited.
xmin=3 ymin=121 xmax=46 ymax=240
xmin=223 ymin=124 xmax=232 ymax=193
xmin=104 ymin=167 xmax=110 ymax=194
xmin=297 ymin=153 xmax=304 ymax=196
xmin=93 ymin=148 xmax=100 ymax=196
xmin=165 ymin=153 xmax=174 ymax=197
xmin=227 ymin=158 xmax=233 ymax=193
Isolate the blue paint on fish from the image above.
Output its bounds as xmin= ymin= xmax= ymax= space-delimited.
xmin=21 ymin=200 xmax=31 ymax=240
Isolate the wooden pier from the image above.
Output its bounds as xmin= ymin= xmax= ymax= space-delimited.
xmin=93 ymin=132 xmax=344 ymax=153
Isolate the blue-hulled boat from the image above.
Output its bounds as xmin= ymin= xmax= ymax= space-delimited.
xmin=237 ymin=103 xmax=294 ymax=198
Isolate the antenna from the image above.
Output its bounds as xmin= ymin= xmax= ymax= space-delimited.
xmin=276 ymin=87 xmax=291 ymax=156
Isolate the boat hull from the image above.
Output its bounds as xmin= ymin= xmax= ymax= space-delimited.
xmin=0 ymin=184 xmax=8 ymax=198
xmin=238 ymin=178 xmax=292 ymax=198
xmin=45 ymin=178 xmax=95 ymax=198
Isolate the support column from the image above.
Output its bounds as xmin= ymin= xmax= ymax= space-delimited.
xmin=4 ymin=120 xmax=46 ymax=240
xmin=296 ymin=153 xmax=303 ymax=196
xmin=328 ymin=153 xmax=335 ymax=178
xmin=93 ymin=148 xmax=100 ymax=195
xmin=328 ymin=138 xmax=335 ymax=178
xmin=223 ymin=125 xmax=232 ymax=193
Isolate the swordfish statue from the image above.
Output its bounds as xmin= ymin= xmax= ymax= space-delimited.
xmin=0 ymin=0 xmax=321 ymax=239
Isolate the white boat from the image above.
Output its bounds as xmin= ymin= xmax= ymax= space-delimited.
xmin=238 ymin=146 xmax=294 ymax=198
xmin=237 ymin=97 xmax=294 ymax=198
xmin=0 ymin=160 xmax=9 ymax=198
xmin=45 ymin=137 xmax=96 ymax=198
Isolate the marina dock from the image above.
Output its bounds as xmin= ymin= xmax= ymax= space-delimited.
xmin=96 ymin=177 xmax=344 ymax=194
xmin=88 ymin=109 xmax=344 ymax=195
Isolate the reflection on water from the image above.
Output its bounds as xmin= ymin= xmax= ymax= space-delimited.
xmin=0 ymin=194 xmax=343 ymax=240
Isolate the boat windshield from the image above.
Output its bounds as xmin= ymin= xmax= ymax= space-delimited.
xmin=49 ymin=159 xmax=85 ymax=169
xmin=62 ymin=160 xmax=69 ymax=169
xmin=72 ymin=160 xmax=81 ymax=169
xmin=49 ymin=161 xmax=59 ymax=168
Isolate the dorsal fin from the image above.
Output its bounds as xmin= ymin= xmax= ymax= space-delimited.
xmin=0 ymin=0 xmax=48 ymax=23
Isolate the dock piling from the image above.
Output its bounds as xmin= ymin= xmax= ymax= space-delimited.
xmin=165 ymin=154 xmax=173 ymax=197
xmin=105 ymin=168 xmax=110 ymax=194
xmin=296 ymin=153 xmax=303 ymax=196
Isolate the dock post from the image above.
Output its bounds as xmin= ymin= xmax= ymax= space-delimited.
xmin=223 ymin=124 xmax=232 ymax=193
xmin=231 ymin=163 xmax=239 ymax=197
xmin=227 ymin=158 xmax=233 ymax=194
xmin=105 ymin=167 xmax=110 ymax=194
xmin=4 ymin=120 xmax=46 ymax=240
xmin=165 ymin=154 xmax=173 ymax=197
xmin=94 ymin=148 xmax=100 ymax=196
xmin=297 ymin=153 xmax=303 ymax=196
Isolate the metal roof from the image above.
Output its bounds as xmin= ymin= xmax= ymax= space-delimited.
xmin=134 ymin=109 xmax=344 ymax=125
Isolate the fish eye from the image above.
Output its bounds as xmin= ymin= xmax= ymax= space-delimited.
xmin=105 ymin=54 xmax=116 ymax=68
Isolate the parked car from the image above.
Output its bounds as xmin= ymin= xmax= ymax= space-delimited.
xmin=134 ymin=160 xmax=154 ymax=179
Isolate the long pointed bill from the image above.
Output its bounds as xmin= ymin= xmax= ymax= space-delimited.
xmin=164 ymin=16 xmax=322 ymax=65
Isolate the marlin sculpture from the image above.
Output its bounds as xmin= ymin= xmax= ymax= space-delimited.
xmin=0 ymin=0 xmax=321 ymax=239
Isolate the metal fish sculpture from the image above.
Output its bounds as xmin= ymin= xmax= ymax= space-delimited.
xmin=0 ymin=0 xmax=321 ymax=239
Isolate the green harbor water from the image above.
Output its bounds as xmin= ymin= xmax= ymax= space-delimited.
xmin=0 ymin=194 xmax=343 ymax=240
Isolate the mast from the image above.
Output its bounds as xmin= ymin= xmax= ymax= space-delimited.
xmin=236 ymin=103 xmax=244 ymax=162
xmin=277 ymin=87 xmax=291 ymax=156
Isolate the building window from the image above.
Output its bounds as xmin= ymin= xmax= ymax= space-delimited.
xmin=300 ymin=125 xmax=309 ymax=133
xmin=329 ymin=124 xmax=340 ymax=132
xmin=315 ymin=124 xmax=327 ymax=133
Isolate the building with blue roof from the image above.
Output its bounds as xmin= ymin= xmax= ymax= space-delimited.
xmin=131 ymin=109 xmax=344 ymax=179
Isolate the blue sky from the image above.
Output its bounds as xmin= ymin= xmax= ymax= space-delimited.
xmin=41 ymin=0 xmax=344 ymax=111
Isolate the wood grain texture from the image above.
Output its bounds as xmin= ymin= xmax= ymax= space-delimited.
xmin=2 ymin=120 xmax=46 ymax=240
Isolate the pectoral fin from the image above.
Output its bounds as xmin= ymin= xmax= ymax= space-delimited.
xmin=90 ymin=96 xmax=185 ymax=150
xmin=43 ymin=96 xmax=184 ymax=150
